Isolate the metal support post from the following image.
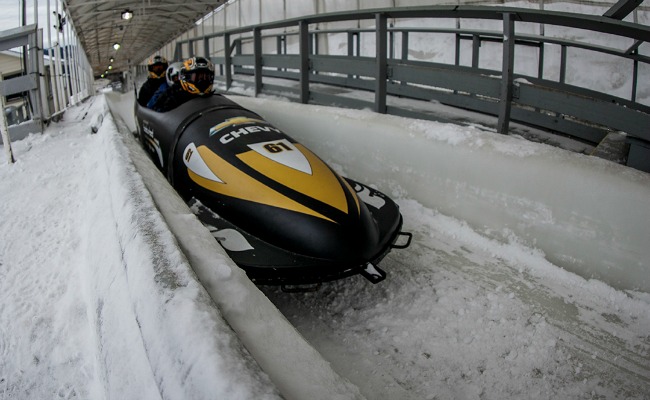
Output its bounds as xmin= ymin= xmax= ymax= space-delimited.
xmin=472 ymin=34 xmax=480 ymax=68
xmin=224 ymin=33 xmax=232 ymax=90
xmin=0 ymin=73 xmax=16 ymax=163
xmin=46 ymin=0 xmax=60 ymax=114
xmin=276 ymin=35 xmax=286 ymax=72
xmin=347 ymin=32 xmax=355 ymax=79
xmin=559 ymin=45 xmax=567 ymax=84
xmin=375 ymin=13 xmax=387 ymax=114
xmin=632 ymin=53 xmax=638 ymax=102
xmin=454 ymin=33 xmax=461 ymax=66
xmin=401 ymin=31 xmax=408 ymax=61
xmin=497 ymin=13 xmax=515 ymax=135
xmin=28 ymin=29 xmax=43 ymax=120
xmin=253 ymin=28 xmax=262 ymax=96
xmin=538 ymin=43 xmax=544 ymax=79
xmin=604 ymin=0 xmax=644 ymax=20
xmin=347 ymin=32 xmax=355 ymax=57
xmin=299 ymin=21 xmax=309 ymax=104
xmin=174 ymin=42 xmax=182 ymax=61
xmin=401 ymin=32 xmax=409 ymax=86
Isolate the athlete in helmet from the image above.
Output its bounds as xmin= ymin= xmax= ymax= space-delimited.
xmin=151 ymin=56 xmax=216 ymax=112
xmin=166 ymin=62 xmax=183 ymax=86
xmin=179 ymin=56 xmax=215 ymax=95
xmin=137 ymin=55 xmax=168 ymax=106
xmin=147 ymin=61 xmax=182 ymax=109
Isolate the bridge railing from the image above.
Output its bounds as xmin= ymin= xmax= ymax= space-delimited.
xmin=0 ymin=22 xmax=95 ymax=148
xmin=172 ymin=6 xmax=650 ymax=172
xmin=0 ymin=25 xmax=46 ymax=144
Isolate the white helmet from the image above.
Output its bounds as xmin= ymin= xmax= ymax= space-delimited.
xmin=166 ymin=62 xmax=183 ymax=86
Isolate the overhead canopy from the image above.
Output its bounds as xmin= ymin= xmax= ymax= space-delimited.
xmin=65 ymin=0 xmax=225 ymax=77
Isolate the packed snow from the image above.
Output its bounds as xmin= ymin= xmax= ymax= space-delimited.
xmin=1 ymin=87 xmax=648 ymax=399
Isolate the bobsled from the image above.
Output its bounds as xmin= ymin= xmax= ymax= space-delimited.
xmin=134 ymin=94 xmax=411 ymax=286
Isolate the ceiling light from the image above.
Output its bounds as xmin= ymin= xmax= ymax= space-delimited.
xmin=108 ymin=65 xmax=113 ymax=70
xmin=113 ymin=43 xmax=121 ymax=50
xmin=121 ymin=10 xmax=133 ymax=20
xmin=109 ymin=57 xmax=114 ymax=62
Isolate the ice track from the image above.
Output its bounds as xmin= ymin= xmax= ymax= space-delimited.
xmin=106 ymin=91 xmax=650 ymax=400
xmin=262 ymin=202 xmax=650 ymax=399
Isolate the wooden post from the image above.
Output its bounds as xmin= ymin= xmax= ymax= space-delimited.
xmin=0 ymin=73 xmax=16 ymax=164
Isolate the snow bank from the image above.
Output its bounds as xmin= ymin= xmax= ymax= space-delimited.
xmin=232 ymin=96 xmax=650 ymax=293
xmin=87 ymin=95 xmax=282 ymax=399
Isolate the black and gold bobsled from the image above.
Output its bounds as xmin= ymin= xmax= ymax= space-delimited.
xmin=134 ymin=95 xmax=410 ymax=286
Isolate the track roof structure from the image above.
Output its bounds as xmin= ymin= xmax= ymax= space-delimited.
xmin=65 ymin=0 xmax=224 ymax=77
xmin=64 ymin=0 xmax=645 ymax=78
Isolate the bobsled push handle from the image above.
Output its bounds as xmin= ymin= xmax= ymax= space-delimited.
xmin=391 ymin=232 xmax=412 ymax=249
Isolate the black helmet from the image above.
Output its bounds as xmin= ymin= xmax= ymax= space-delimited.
xmin=148 ymin=55 xmax=168 ymax=79
xmin=180 ymin=56 xmax=215 ymax=95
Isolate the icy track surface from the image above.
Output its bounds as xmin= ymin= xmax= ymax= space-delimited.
xmin=0 ymin=91 xmax=648 ymax=400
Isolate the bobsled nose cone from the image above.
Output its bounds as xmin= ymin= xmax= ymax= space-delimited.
xmin=136 ymin=95 xmax=407 ymax=285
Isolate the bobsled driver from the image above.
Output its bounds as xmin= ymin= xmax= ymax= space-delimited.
xmin=137 ymin=55 xmax=168 ymax=106
xmin=150 ymin=56 xmax=215 ymax=112
xmin=146 ymin=61 xmax=182 ymax=109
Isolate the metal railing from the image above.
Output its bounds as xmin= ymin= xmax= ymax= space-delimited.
xmin=0 ymin=23 xmax=94 ymax=147
xmin=0 ymin=25 xmax=46 ymax=143
xmin=171 ymin=6 xmax=650 ymax=171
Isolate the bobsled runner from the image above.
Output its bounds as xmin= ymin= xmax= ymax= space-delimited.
xmin=134 ymin=94 xmax=411 ymax=286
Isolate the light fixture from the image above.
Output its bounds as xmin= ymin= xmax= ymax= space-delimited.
xmin=108 ymin=65 xmax=113 ymax=70
xmin=113 ymin=43 xmax=121 ymax=50
xmin=109 ymin=57 xmax=114 ymax=62
xmin=121 ymin=10 xmax=133 ymax=20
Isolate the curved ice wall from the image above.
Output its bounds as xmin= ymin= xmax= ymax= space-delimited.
xmin=233 ymin=96 xmax=650 ymax=294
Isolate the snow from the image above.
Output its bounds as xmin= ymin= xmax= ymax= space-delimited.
xmin=1 ymin=86 xmax=649 ymax=399
xmin=0 ymin=96 xmax=284 ymax=400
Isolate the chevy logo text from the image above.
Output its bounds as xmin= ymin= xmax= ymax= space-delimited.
xmin=219 ymin=125 xmax=282 ymax=144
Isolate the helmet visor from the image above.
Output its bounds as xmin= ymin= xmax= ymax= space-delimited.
xmin=183 ymin=70 xmax=214 ymax=93
xmin=149 ymin=64 xmax=166 ymax=75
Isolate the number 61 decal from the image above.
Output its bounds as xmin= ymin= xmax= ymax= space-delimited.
xmin=248 ymin=139 xmax=312 ymax=174
xmin=263 ymin=141 xmax=293 ymax=153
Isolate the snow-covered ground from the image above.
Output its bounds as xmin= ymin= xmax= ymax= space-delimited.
xmin=1 ymin=88 xmax=648 ymax=399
